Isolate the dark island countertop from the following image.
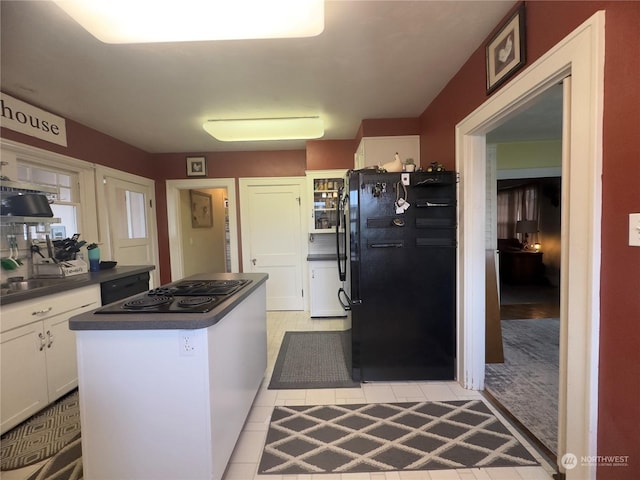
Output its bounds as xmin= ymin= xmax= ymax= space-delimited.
xmin=0 ymin=265 xmax=155 ymax=306
xmin=69 ymin=272 xmax=269 ymax=331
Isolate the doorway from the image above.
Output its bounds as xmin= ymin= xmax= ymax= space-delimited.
xmin=179 ymin=187 xmax=230 ymax=277
xmin=483 ymin=85 xmax=563 ymax=458
xmin=166 ymin=178 xmax=239 ymax=281
xmin=456 ymin=12 xmax=603 ymax=480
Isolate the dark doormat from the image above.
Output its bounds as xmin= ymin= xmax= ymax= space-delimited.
xmin=1 ymin=389 xmax=80 ymax=471
xmin=268 ymin=330 xmax=359 ymax=389
xmin=258 ymin=400 xmax=538 ymax=475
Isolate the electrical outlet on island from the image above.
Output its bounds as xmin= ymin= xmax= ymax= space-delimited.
xmin=179 ymin=331 xmax=196 ymax=356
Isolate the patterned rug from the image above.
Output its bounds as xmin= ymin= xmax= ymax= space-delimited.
xmin=258 ymin=400 xmax=538 ymax=475
xmin=485 ymin=318 xmax=559 ymax=453
xmin=268 ymin=330 xmax=359 ymax=389
xmin=1 ymin=390 xmax=80 ymax=471
xmin=26 ymin=435 xmax=82 ymax=480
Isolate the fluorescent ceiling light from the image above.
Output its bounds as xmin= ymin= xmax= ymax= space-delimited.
xmin=203 ymin=116 xmax=324 ymax=142
xmin=54 ymin=0 xmax=324 ymax=43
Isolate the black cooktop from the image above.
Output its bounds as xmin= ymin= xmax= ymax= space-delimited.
xmin=95 ymin=279 xmax=252 ymax=314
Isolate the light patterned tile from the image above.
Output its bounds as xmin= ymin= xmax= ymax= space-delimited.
xmin=246 ymin=405 xmax=273 ymax=424
xmin=456 ymin=468 xmax=479 ymax=480
xmin=276 ymin=389 xmax=307 ymax=404
xmin=362 ymin=384 xmax=397 ymax=403
xmin=391 ymin=383 xmax=425 ymax=399
xmin=341 ymin=473 xmax=373 ymax=480
xmin=515 ymin=466 xmax=555 ymax=479
xmin=484 ymin=467 xmax=522 ymax=479
xmin=253 ymin=387 xmax=278 ymax=406
xmin=305 ymin=388 xmax=336 ymax=405
xmin=223 ymin=461 xmax=258 ymax=479
xmin=229 ymin=430 xmax=267 ymax=464
xmin=398 ymin=469 xmax=430 ymax=479
xmin=311 ymin=474 xmax=341 ymax=480
xmin=426 ymin=469 xmax=462 ymax=479
xmin=419 ymin=382 xmax=457 ymax=401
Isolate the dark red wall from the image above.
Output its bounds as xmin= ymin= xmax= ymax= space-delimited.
xmin=420 ymin=2 xmax=640 ymax=478
xmin=306 ymin=139 xmax=355 ymax=170
xmin=1 ymin=115 xmax=153 ymax=179
xmin=151 ymin=149 xmax=307 ymax=281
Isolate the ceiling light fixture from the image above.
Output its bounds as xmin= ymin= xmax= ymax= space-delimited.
xmin=53 ymin=0 xmax=324 ymax=44
xmin=203 ymin=116 xmax=324 ymax=142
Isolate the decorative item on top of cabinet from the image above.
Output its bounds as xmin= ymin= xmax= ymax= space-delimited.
xmin=306 ymin=170 xmax=346 ymax=234
xmin=354 ymin=135 xmax=420 ymax=170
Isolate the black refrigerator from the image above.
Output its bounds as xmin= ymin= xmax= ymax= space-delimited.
xmin=337 ymin=169 xmax=456 ymax=382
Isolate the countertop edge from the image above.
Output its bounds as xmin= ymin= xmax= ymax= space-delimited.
xmin=0 ymin=265 xmax=155 ymax=306
xmin=69 ymin=273 xmax=269 ymax=331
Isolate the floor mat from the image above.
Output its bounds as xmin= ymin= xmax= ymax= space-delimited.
xmin=268 ymin=330 xmax=359 ymax=389
xmin=258 ymin=400 xmax=538 ymax=475
xmin=26 ymin=435 xmax=83 ymax=480
xmin=1 ymin=390 xmax=80 ymax=471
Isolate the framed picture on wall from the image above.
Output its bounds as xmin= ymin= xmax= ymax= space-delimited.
xmin=190 ymin=190 xmax=213 ymax=228
xmin=186 ymin=156 xmax=207 ymax=176
xmin=486 ymin=4 xmax=526 ymax=94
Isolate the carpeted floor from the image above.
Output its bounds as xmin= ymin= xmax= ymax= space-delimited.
xmin=485 ymin=318 xmax=559 ymax=454
xmin=258 ymin=400 xmax=538 ymax=475
xmin=1 ymin=390 xmax=81 ymax=472
xmin=269 ymin=330 xmax=359 ymax=389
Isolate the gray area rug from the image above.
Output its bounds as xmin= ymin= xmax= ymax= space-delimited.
xmin=485 ymin=319 xmax=559 ymax=453
xmin=269 ymin=330 xmax=359 ymax=389
xmin=1 ymin=390 xmax=81 ymax=471
xmin=26 ymin=435 xmax=82 ymax=480
xmin=258 ymin=400 xmax=538 ymax=475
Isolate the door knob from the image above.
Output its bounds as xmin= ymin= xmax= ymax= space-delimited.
xmin=252 ymin=258 xmax=257 ymax=265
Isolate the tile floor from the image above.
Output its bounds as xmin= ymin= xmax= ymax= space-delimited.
xmin=2 ymin=310 xmax=557 ymax=480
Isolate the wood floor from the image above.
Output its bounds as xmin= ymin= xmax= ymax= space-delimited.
xmin=500 ymin=303 xmax=560 ymax=320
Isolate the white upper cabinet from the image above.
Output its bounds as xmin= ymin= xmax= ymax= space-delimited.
xmin=306 ymin=169 xmax=346 ymax=234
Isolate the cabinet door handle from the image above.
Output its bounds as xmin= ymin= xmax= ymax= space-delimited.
xmin=252 ymin=258 xmax=257 ymax=266
xmin=32 ymin=307 xmax=53 ymax=316
xmin=46 ymin=330 xmax=54 ymax=348
xmin=38 ymin=332 xmax=47 ymax=351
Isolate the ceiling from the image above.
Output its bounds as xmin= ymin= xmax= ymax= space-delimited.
xmin=0 ymin=1 xmax=559 ymax=155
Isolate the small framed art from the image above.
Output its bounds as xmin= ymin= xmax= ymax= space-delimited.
xmin=186 ymin=156 xmax=207 ymax=177
xmin=486 ymin=4 xmax=526 ymax=94
xmin=190 ymin=190 xmax=213 ymax=228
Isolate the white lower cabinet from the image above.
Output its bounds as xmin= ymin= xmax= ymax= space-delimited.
xmin=0 ymin=285 xmax=100 ymax=434
xmin=309 ymin=261 xmax=346 ymax=317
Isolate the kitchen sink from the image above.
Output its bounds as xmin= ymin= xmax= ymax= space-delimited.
xmin=1 ymin=279 xmax=57 ymax=293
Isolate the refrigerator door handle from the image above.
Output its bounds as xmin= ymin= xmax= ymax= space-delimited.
xmin=338 ymin=287 xmax=359 ymax=311
xmin=370 ymin=242 xmax=404 ymax=248
xmin=336 ymin=192 xmax=348 ymax=281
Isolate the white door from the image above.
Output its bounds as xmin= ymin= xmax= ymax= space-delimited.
xmin=240 ymin=179 xmax=305 ymax=310
xmin=104 ymin=176 xmax=155 ymax=268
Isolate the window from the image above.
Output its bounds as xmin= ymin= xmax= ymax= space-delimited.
xmin=17 ymin=163 xmax=80 ymax=239
xmin=497 ymin=182 xmax=539 ymax=241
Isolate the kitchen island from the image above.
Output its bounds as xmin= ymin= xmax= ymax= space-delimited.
xmin=69 ymin=272 xmax=268 ymax=480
